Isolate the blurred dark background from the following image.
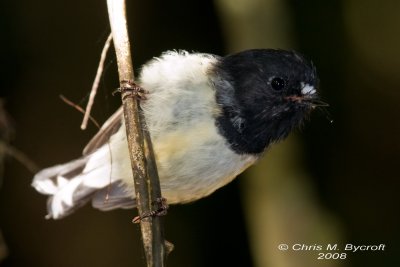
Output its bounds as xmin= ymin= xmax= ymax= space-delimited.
xmin=0 ymin=0 xmax=399 ymax=266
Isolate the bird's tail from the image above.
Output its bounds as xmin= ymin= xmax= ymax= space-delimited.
xmin=32 ymin=145 xmax=136 ymax=219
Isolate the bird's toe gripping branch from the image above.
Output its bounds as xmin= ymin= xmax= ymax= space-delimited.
xmin=132 ymin=197 xmax=169 ymax=224
xmin=113 ymin=79 xmax=149 ymax=100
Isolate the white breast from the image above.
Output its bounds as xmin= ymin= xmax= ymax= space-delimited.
xmin=115 ymin=51 xmax=258 ymax=203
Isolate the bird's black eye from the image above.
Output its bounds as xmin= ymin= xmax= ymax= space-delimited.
xmin=271 ymin=77 xmax=285 ymax=91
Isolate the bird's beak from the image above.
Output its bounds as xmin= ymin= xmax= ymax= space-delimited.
xmin=285 ymin=92 xmax=328 ymax=108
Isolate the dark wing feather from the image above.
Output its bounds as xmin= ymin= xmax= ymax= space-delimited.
xmin=83 ymin=107 xmax=123 ymax=155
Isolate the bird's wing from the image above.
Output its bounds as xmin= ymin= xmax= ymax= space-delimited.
xmin=83 ymin=107 xmax=123 ymax=155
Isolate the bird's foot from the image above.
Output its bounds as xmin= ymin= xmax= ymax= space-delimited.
xmin=112 ymin=80 xmax=149 ymax=100
xmin=132 ymin=197 xmax=169 ymax=223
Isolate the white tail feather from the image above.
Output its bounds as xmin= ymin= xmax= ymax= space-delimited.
xmin=32 ymin=141 xmax=135 ymax=219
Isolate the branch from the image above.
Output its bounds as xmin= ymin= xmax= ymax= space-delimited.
xmin=0 ymin=141 xmax=39 ymax=174
xmin=81 ymin=33 xmax=113 ymax=130
xmin=59 ymin=95 xmax=100 ymax=128
xmin=106 ymin=0 xmax=167 ymax=266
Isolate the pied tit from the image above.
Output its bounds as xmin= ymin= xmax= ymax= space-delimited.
xmin=33 ymin=49 xmax=320 ymax=219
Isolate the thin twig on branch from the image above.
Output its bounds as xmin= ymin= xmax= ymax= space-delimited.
xmin=0 ymin=141 xmax=39 ymax=174
xmin=106 ymin=0 xmax=167 ymax=266
xmin=59 ymin=95 xmax=100 ymax=128
xmin=81 ymin=33 xmax=113 ymax=130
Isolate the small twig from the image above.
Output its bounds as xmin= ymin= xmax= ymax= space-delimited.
xmin=59 ymin=95 xmax=100 ymax=128
xmin=106 ymin=0 xmax=167 ymax=266
xmin=0 ymin=141 xmax=39 ymax=173
xmin=81 ymin=33 xmax=113 ymax=130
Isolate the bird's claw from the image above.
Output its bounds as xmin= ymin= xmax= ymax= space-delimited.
xmin=132 ymin=197 xmax=168 ymax=223
xmin=112 ymin=80 xmax=149 ymax=100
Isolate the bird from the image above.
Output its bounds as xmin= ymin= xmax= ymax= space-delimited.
xmin=32 ymin=49 xmax=321 ymax=219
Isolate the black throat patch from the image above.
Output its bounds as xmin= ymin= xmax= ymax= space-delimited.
xmin=211 ymin=49 xmax=318 ymax=155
